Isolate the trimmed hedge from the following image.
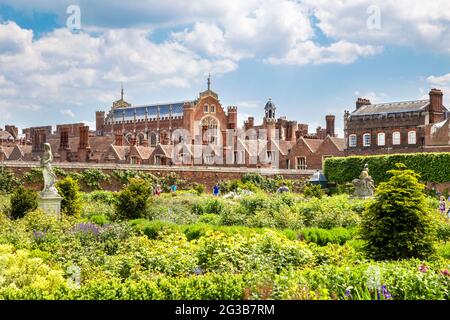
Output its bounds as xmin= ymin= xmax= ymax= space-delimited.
xmin=324 ymin=152 xmax=450 ymax=184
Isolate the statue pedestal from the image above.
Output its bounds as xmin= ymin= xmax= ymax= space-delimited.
xmin=38 ymin=192 xmax=63 ymax=218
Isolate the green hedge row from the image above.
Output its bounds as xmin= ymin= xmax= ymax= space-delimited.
xmin=323 ymin=152 xmax=450 ymax=184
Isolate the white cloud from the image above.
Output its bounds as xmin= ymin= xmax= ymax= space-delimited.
xmin=304 ymin=0 xmax=450 ymax=53
xmin=236 ymin=100 xmax=261 ymax=109
xmin=0 ymin=21 xmax=236 ymax=127
xmin=353 ymin=91 xmax=389 ymax=104
xmin=427 ymin=73 xmax=450 ymax=87
xmin=60 ymin=109 xmax=75 ymax=118
xmin=427 ymin=73 xmax=450 ymax=105
xmin=1 ymin=0 xmax=377 ymax=67
xmin=265 ymin=40 xmax=382 ymax=65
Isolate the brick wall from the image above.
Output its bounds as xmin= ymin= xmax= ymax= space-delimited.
xmin=3 ymin=162 xmax=313 ymax=192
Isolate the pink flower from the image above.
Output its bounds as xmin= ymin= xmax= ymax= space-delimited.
xmin=418 ymin=264 xmax=429 ymax=273
xmin=440 ymin=269 xmax=450 ymax=276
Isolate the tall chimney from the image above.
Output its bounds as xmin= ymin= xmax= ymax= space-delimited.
xmin=114 ymin=132 xmax=123 ymax=146
xmin=77 ymin=126 xmax=90 ymax=162
xmin=95 ymin=111 xmax=105 ymax=136
xmin=429 ymin=88 xmax=444 ymax=123
xmin=59 ymin=127 xmax=69 ymax=162
xmin=325 ymin=114 xmax=335 ymax=137
xmin=356 ymin=98 xmax=371 ymax=110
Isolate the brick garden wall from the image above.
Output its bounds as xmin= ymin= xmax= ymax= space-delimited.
xmin=2 ymin=161 xmax=313 ymax=192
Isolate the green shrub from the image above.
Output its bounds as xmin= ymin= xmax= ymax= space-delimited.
xmin=198 ymin=213 xmax=221 ymax=225
xmin=300 ymin=227 xmax=355 ymax=246
xmin=83 ymin=190 xmax=116 ymax=205
xmin=129 ymin=219 xmax=180 ymax=239
xmin=360 ymin=163 xmax=436 ymax=260
xmin=0 ymin=167 xmax=18 ymax=194
xmin=297 ymin=195 xmax=362 ymax=229
xmin=0 ymin=244 xmax=67 ymax=299
xmin=324 ymin=152 xmax=450 ymax=184
xmin=89 ymin=214 xmax=109 ymax=226
xmin=9 ymin=186 xmax=38 ymax=220
xmin=303 ymin=183 xmax=325 ymax=199
xmin=193 ymin=183 xmax=205 ymax=195
xmin=114 ymin=178 xmax=153 ymax=220
xmin=56 ymin=177 xmax=81 ymax=217
xmin=21 ymin=168 xmax=43 ymax=184
xmin=80 ymin=169 xmax=110 ymax=190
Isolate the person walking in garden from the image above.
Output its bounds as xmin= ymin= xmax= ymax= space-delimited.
xmin=170 ymin=183 xmax=177 ymax=193
xmin=154 ymin=184 xmax=162 ymax=196
xmin=439 ymin=196 xmax=446 ymax=214
xmin=277 ymin=183 xmax=290 ymax=194
xmin=213 ymin=183 xmax=220 ymax=196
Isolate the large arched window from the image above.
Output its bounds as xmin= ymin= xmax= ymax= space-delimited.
xmin=363 ymin=133 xmax=371 ymax=147
xmin=392 ymin=131 xmax=401 ymax=145
xmin=349 ymin=134 xmax=357 ymax=147
xmin=408 ymin=131 xmax=416 ymax=144
xmin=377 ymin=132 xmax=385 ymax=146
xmin=201 ymin=116 xmax=219 ymax=144
xmin=149 ymin=132 xmax=157 ymax=147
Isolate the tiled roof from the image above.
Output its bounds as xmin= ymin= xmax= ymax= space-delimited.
xmin=0 ymin=146 xmax=14 ymax=159
xmin=303 ymin=138 xmax=323 ymax=152
xmin=328 ymin=136 xmax=345 ymax=151
xmin=0 ymin=131 xmax=13 ymax=140
xmin=134 ymin=146 xmax=155 ymax=160
xmin=351 ymin=100 xmax=430 ymax=116
xmin=114 ymin=145 xmax=130 ymax=161
xmin=272 ymin=140 xmax=295 ymax=155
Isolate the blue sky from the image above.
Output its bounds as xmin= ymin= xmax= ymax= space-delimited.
xmin=0 ymin=0 xmax=450 ymax=137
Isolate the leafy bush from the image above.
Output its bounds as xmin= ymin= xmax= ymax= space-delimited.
xmin=198 ymin=213 xmax=221 ymax=225
xmin=9 ymin=186 xmax=38 ymax=220
xmin=0 ymin=167 xmax=18 ymax=194
xmin=300 ymin=227 xmax=356 ymax=246
xmin=114 ymin=178 xmax=153 ymax=220
xmin=303 ymin=183 xmax=325 ymax=199
xmin=56 ymin=177 xmax=81 ymax=217
xmin=21 ymin=168 xmax=43 ymax=184
xmin=80 ymin=169 xmax=110 ymax=190
xmin=196 ymin=230 xmax=314 ymax=274
xmin=83 ymin=190 xmax=116 ymax=205
xmin=297 ymin=195 xmax=363 ymax=229
xmin=324 ymin=152 xmax=450 ymax=184
xmin=360 ymin=163 xmax=436 ymax=260
xmin=89 ymin=214 xmax=109 ymax=226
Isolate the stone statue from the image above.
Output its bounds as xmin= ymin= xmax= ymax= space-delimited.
xmin=40 ymin=143 xmax=59 ymax=195
xmin=352 ymin=163 xmax=375 ymax=198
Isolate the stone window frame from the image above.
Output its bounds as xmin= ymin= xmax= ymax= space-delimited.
xmin=408 ymin=130 xmax=417 ymax=144
xmin=377 ymin=132 xmax=385 ymax=146
xmin=130 ymin=156 xmax=138 ymax=165
xmin=349 ymin=134 xmax=357 ymax=147
xmin=204 ymin=153 xmax=215 ymax=165
xmin=363 ymin=133 xmax=371 ymax=147
xmin=210 ymin=104 xmax=216 ymax=113
xmin=392 ymin=131 xmax=401 ymax=145
xmin=204 ymin=104 xmax=209 ymax=113
xmin=296 ymin=156 xmax=307 ymax=170
xmin=234 ymin=150 xmax=244 ymax=164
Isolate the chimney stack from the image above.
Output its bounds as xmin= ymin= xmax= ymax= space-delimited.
xmin=77 ymin=126 xmax=90 ymax=162
xmin=429 ymin=88 xmax=444 ymax=123
xmin=114 ymin=132 xmax=123 ymax=146
xmin=356 ymin=98 xmax=371 ymax=110
xmin=325 ymin=114 xmax=335 ymax=137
